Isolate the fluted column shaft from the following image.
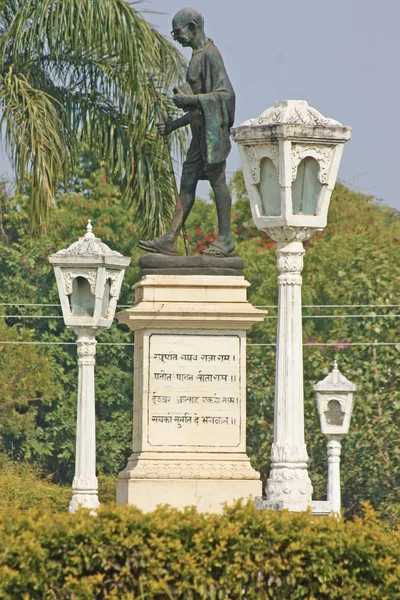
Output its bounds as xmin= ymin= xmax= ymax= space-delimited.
xmin=327 ymin=438 xmax=341 ymax=514
xmin=266 ymin=240 xmax=312 ymax=509
xmin=69 ymin=328 xmax=100 ymax=512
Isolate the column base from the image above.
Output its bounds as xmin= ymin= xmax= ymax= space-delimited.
xmin=69 ymin=492 xmax=100 ymax=513
xmin=265 ymin=464 xmax=313 ymax=510
xmin=310 ymin=500 xmax=334 ymax=516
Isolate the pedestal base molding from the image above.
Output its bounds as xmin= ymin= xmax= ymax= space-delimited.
xmin=118 ymin=453 xmax=261 ymax=512
xmin=120 ymin=453 xmax=260 ymax=480
xmin=117 ymin=478 xmax=262 ymax=514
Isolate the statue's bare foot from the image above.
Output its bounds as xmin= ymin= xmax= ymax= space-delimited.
xmin=202 ymin=236 xmax=235 ymax=257
xmin=137 ymin=235 xmax=177 ymax=256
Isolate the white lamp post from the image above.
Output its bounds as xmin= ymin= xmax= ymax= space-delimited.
xmin=49 ymin=221 xmax=130 ymax=512
xmin=232 ymin=100 xmax=352 ymax=510
xmin=314 ymin=361 xmax=357 ymax=514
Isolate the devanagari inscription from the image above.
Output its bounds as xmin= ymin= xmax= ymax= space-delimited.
xmin=148 ymin=334 xmax=242 ymax=448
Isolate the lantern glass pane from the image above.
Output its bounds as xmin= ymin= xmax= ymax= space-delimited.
xmin=258 ymin=157 xmax=281 ymax=216
xmin=325 ymin=399 xmax=345 ymax=426
xmin=292 ymin=157 xmax=321 ymax=215
xmin=101 ymin=278 xmax=112 ymax=318
xmin=70 ymin=276 xmax=95 ymax=317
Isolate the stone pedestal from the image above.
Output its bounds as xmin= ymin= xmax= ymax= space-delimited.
xmin=116 ymin=256 xmax=265 ymax=513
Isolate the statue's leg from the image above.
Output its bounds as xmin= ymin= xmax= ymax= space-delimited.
xmin=137 ymin=171 xmax=197 ymax=255
xmin=203 ymin=163 xmax=234 ymax=257
xmin=165 ymin=171 xmax=198 ymax=239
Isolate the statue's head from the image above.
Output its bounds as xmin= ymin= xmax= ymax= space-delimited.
xmin=171 ymin=8 xmax=205 ymax=47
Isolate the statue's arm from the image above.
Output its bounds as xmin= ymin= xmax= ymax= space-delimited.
xmin=170 ymin=112 xmax=192 ymax=131
xmin=157 ymin=111 xmax=191 ymax=137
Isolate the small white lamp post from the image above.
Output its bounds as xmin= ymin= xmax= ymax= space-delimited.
xmin=232 ymin=100 xmax=351 ymax=510
xmin=314 ymin=361 xmax=357 ymax=514
xmin=49 ymin=221 xmax=130 ymax=512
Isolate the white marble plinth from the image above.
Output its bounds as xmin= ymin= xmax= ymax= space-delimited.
xmin=118 ymin=478 xmax=261 ymax=514
xmin=116 ymin=275 xmax=265 ymax=513
xmin=256 ymin=498 xmax=333 ymax=516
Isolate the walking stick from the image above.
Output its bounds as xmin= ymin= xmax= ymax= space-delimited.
xmin=149 ymin=77 xmax=190 ymax=256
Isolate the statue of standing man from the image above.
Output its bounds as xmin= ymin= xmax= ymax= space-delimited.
xmin=138 ymin=8 xmax=236 ymax=257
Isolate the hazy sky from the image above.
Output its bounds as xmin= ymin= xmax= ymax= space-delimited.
xmin=1 ymin=0 xmax=399 ymax=210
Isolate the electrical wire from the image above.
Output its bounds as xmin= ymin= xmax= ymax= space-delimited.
xmin=1 ymin=303 xmax=400 ymax=309
xmin=0 ymin=341 xmax=398 ymax=347
xmin=1 ymin=314 xmax=399 ymax=320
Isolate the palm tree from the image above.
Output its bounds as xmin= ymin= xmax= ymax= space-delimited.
xmin=0 ymin=0 xmax=186 ymax=234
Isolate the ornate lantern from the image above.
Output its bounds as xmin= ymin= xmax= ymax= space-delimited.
xmin=49 ymin=221 xmax=130 ymax=511
xmin=313 ymin=361 xmax=357 ymax=514
xmin=314 ymin=360 xmax=357 ymax=437
xmin=232 ymin=100 xmax=352 ymax=511
xmin=49 ymin=221 xmax=129 ymax=330
xmin=231 ymin=99 xmax=352 ymax=239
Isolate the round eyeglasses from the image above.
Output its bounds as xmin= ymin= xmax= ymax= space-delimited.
xmin=171 ymin=21 xmax=195 ymax=39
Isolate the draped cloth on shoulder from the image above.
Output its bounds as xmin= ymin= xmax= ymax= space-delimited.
xmin=196 ymin=41 xmax=235 ymax=165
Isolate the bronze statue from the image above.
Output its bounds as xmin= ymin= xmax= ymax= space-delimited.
xmin=138 ymin=8 xmax=235 ymax=257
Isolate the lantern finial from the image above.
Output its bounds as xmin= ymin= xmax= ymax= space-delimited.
xmin=85 ymin=219 xmax=95 ymax=239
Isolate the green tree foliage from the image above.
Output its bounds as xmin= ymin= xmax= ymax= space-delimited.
xmin=0 ymin=502 xmax=399 ymax=599
xmin=0 ymin=316 xmax=54 ymax=459
xmin=0 ymin=0 xmax=186 ymax=234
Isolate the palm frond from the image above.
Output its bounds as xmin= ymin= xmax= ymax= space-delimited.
xmin=0 ymin=69 xmax=69 ymax=230
xmin=0 ymin=0 xmax=187 ymax=234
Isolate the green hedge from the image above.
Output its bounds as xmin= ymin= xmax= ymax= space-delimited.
xmin=0 ymin=502 xmax=399 ymax=599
